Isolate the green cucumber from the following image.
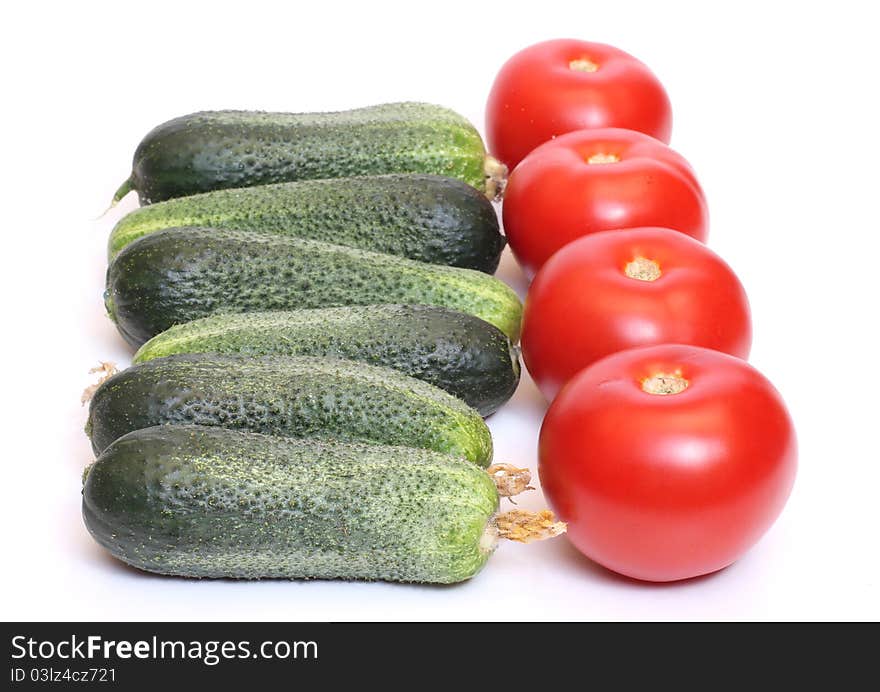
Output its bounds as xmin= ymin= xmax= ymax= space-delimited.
xmin=82 ymin=426 xmax=500 ymax=583
xmin=133 ymin=305 xmax=520 ymax=416
xmin=86 ymin=354 xmax=493 ymax=467
xmin=105 ymin=228 xmax=523 ymax=347
xmin=113 ymin=102 xmax=507 ymax=204
xmin=108 ymin=174 xmax=504 ymax=271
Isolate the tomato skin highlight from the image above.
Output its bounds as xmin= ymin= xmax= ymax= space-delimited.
xmin=538 ymin=344 xmax=797 ymax=583
xmin=501 ymin=128 xmax=708 ymax=276
xmin=522 ymin=227 xmax=751 ymax=400
xmin=486 ymin=39 xmax=672 ymax=169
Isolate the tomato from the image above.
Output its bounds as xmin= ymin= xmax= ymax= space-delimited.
xmin=502 ymin=130 xmax=708 ymax=277
xmin=486 ymin=39 xmax=673 ymax=169
xmin=502 ymin=128 xmax=708 ymax=275
xmin=539 ymin=344 xmax=797 ymax=582
xmin=522 ymin=227 xmax=751 ymax=399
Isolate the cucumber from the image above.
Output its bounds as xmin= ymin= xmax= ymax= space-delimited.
xmin=105 ymin=228 xmax=523 ymax=347
xmin=82 ymin=426 xmax=500 ymax=583
xmin=133 ymin=305 xmax=520 ymax=416
xmin=108 ymin=174 xmax=504 ymax=271
xmin=86 ymin=353 xmax=493 ymax=467
xmin=113 ymin=102 xmax=507 ymax=204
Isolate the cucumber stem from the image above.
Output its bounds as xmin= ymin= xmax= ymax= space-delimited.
xmin=111 ymin=177 xmax=134 ymax=205
xmin=483 ymin=155 xmax=508 ymax=200
xmin=494 ymin=509 xmax=566 ymax=543
xmin=487 ymin=463 xmax=533 ymax=498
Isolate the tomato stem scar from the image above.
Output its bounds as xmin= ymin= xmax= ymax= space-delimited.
xmin=586 ymin=152 xmax=620 ymax=164
xmin=569 ymin=58 xmax=599 ymax=72
xmin=641 ymin=372 xmax=689 ymax=395
xmin=625 ymin=257 xmax=662 ymax=281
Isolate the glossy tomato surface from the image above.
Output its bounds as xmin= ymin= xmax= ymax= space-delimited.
xmin=522 ymin=228 xmax=751 ymax=399
xmin=539 ymin=344 xmax=797 ymax=582
xmin=486 ymin=39 xmax=672 ymax=169
xmin=502 ymin=128 xmax=708 ymax=276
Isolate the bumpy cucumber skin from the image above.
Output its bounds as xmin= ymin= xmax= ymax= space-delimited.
xmin=105 ymin=228 xmax=523 ymax=347
xmin=133 ymin=305 xmax=520 ymax=417
xmin=82 ymin=426 xmax=499 ymax=583
xmin=86 ymin=353 xmax=493 ymax=467
xmin=124 ymin=103 xmax=489 ymax=204
xmin=108 ymin=174 xmax=504 ymax=272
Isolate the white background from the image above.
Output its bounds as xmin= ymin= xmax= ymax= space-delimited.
xmin=2 ymin=0 xmax=878 ymax=621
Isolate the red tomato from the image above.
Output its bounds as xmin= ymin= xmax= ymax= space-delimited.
xmin=486 ymin=39 xmax=673 ymax=169
xmin=522 ymin=227 xmax=751 ymax=399
xmin=502 ymin=128 xmax=708 ymax=276
xmin=539 ymin=344 xmax=797 ymax=582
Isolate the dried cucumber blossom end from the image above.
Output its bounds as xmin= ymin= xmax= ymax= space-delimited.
xmin=484 ymin=155 xmax=509 ymax=200
xmin=487 ymin=463 xmax=534 ymax=498
xmin=80 ymin=361 xmax=118 ymax=405
xmin=493 ymin=509 xmax=567 ymax=544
